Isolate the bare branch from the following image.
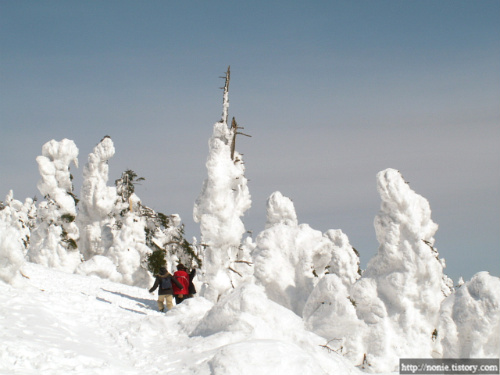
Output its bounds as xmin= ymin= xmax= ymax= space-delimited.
xmin=236 ymin=132 xmax=252 ymax=138
xmin=228 ymin=266 xmax=242 ymax=277
xmin=234 ymin=260 xmax=253 ymax=266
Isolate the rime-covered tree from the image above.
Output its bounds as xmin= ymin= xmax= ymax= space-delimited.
xmin=76 ymin=168 xmax=150 ymax=286
xmin=0 ymin=191 xmax=36 ymax=283
xmin=77 ymin=136 xmax=117 ymax=260
xmin=115 ymin=169 xmax=145 ymax=210
xmin=28 ymin=139 xmax=82 ymax=272
xmin=74 ymin=137 xmax=195 ymax=286
xmin=193 ymin=67 xmax=252 ymax=302
xmin=252 ymin=191 xmax=359 ymax=316
xmin=437 ymin=271 xmax=500 ymax=358
xmin=143 ymin=206 xmax=201 ymax=275
xmin=303 ymin=168 xmax=454 ymax=372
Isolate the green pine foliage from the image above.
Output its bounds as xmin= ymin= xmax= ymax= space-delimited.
xmin=147 ymin=248 xmax=167 ymax=275
xmin=114 ymin=169 xmax=200 ymax=276
xmin=115 ymin=169 xmax=145 ymax=204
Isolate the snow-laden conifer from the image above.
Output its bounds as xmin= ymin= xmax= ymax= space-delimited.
xmin=28 ymin=139 xmax=81 ymax=272
xmin=105 ymin=209 xmax=151 ymax=287
xmin=141 ymin=206 xmax=199 ymax=274
xmin=77 ymin=170 xmax=151 ymax=287
xmin=77 ymin=136 xmax=117 ymax=260
xmin=305 ymin=168 xmax=454 ymax=372
xmin=193 ymin=67 xmax=252 ymax=302
xmin=253 ymin=191 xmax=357 ymax=316
xmin=347 ymin=168 xmax=453 ymax=371
xmin=0 ymin=191 xmax=35 ymax=283
xmin=437 ymin=271 xmax=500 ymax=358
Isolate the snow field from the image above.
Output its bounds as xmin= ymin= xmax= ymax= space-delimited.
xmin=0 ymin=263 xmax=360 ymax=375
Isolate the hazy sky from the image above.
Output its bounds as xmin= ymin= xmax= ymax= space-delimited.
xmin=1 ymin=1 xmax=499 ymax=282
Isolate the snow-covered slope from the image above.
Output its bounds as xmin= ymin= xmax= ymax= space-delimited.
xmin=0 ymin=263 xmax=361 ymax=375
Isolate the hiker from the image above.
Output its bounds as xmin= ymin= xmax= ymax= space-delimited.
xmin=187 ymin=267 xmax=197 ymax=298
xmin=149 ymin=266 xmax=182 ymax=312
xmin=173 ymin=264 xmax=190 ymax=304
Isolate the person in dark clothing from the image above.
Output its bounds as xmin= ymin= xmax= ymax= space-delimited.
xmin=173 ymin=264 xmax=190 ymax=304
xmin=149 ymin=266 xmax=182 ymax=312
xmin=187 ymin=267 xmax=197 ymax=298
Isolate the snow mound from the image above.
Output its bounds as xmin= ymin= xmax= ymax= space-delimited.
xmin=192 ymin=283 xmax=305 ymax=339
xmin=74 ymin=255 xmax=122 ymax=282
xmin=191 ymin=282 xmax=360 ymax=375
xmin=205 ymin=339 xmax=329 ymax=375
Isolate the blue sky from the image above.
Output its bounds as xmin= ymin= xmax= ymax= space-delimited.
xmin=1 ymin=1 xmax=499 ymax=282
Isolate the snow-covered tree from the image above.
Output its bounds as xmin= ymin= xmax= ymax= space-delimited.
xmin=28 ymin=139 xmax=81 ymax=272
xmin=193 ymin=67 xmax=252 ymax=302
xmin=0 ymin=191 xmax=36 ymax=283
xmin=74 ymin=136 xmax=194 ymax=287
xmin=76 ymin=168 xmax=150 ymax=286
xmin=115 ymin=169 xmax=145 ymax=210
xmin=253 ymin=191 xmax=357 ymax=316
xmin=305 ymin=168 xmax=453 ymax=372
xmin=142 ymin=205 xmax=201 ymax=274
xmin=77 ymin=136 xmax=117 ymax=260
xmin=437 ymin=271 xmax=500 ymax=358
xmin=348 ymin=168 xmax=453 ymax=371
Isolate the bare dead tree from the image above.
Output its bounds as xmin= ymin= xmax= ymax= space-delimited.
xmin=219 ymin=66 xmax=252 ymax=161
xmin=220 ymin=66 xmax=231 ymax=124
